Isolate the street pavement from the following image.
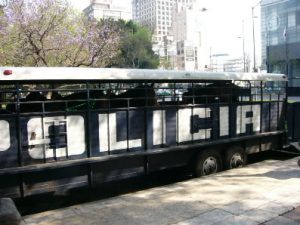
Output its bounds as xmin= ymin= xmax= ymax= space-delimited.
xmin=23 ymin=156 xmax=300 ymax=225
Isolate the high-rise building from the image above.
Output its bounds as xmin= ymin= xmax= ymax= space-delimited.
xmin=132 ymin=0 xmax=196 ymax=59
xmin=172 ymin=4 xmax=204 ymax=70
xmin=261 ymin=0 xmax=300 ymax=87
xmin=84 ymin=0 xmax=131 ymax=21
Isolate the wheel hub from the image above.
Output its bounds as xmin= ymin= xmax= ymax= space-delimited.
xmin=202 ymin=157 xmax=217 ymax=175
xmin=230 ymin=153 xmax=243 ymax=168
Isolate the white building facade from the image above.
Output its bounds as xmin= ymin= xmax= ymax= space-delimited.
xmin=84 ymin=0 xmax=132 ymax=21
xmin=176 ymin=40 xmax=198 ymax=70
xmin=172 ymin=4 xmax=203 ymax=70
xmin=209 ymin=54 xmax=248 ymax=73
xmin=132 ymin=0 xmax=196 ymax=60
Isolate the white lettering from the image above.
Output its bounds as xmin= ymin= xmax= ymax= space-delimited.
xmin=0 ymin=120 xmax=10 ymax=151
xmin=220 ymin=107 xmax=229 ymax=136
xmin=27 ymin=116 xmax=86 ymax=159
xmin=236 ymin=105 xmax=261 ymax=134
xmin=153 ymin=110 xmax=166 ymax=145
xmin=99 ymin=113 xmax=142 ymax=152
xmin=67 ymin=116 xmax=86 ymax=155
xmin=177 ymin=108 xmax=211 ymax=143
xmin=23 ymin=104 xmax=264 ymax=157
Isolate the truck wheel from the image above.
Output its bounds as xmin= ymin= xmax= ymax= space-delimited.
xmin=194 ymin=150 xmax=222 ymax=177
xmin=224 ymin=146 xmax=247 ymax=170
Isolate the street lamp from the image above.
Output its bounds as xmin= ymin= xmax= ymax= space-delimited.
xmin=238 ymin=20 xmax=246 ymax=72
xmin=238 ymin=36 xmax=246 ymax=72
xmin=252 ymin=1 xmax=261 ymax=72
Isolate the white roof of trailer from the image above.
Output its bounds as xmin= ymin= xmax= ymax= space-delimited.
xmin=0 ymin=67 xmax=287 ymax=82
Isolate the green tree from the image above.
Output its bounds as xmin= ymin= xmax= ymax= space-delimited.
xmin=0 ymin=0 xmax=121 ymax=67
xmin=113 ymin=20 xmax=159 ymax=69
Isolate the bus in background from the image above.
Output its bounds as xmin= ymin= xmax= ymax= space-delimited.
xmin=0 ymin=67 xmax=289 ymax=198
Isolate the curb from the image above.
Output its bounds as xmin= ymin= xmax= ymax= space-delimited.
xmin=0 ymin=198 xmax=22 ymax=225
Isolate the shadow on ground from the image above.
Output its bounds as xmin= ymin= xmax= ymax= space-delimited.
xmin=16 ymin=151 xmax=297 ymax=216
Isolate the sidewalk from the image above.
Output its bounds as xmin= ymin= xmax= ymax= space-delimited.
xmin=23 ymin=156 xmax=300 ymax=225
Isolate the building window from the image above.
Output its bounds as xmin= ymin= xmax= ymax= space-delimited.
xmin=296 ymin=11 xmax=300 ymax=26
xmin=270 ymin=36 xmax=278 ymax=45
xmin=288 ymin=12 xmax=296 ymax=27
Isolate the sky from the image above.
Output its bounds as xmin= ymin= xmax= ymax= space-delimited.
xmin=192 ymin=0 xmax=262 ymax=69
xmin=69 ymin=0 xmax=262 ymax=66
xmin=199 ymin=0 xmax=261 ymax=62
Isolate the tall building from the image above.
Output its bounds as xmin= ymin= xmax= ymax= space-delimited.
xmin=84 ymin=0 xmax=131 ymax=21
xmin=172 ymin=4 xmax=204 ymax=70
xmin=132 ymin=0 xmax=196 ymax=59
xmin=261 ymin=0 xmax=300 ymax=87
xmin=176 ymin=40 xmax=198 ymax=70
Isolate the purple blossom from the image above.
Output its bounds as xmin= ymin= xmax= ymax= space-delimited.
xmin=0 ymin=0 xmax=122 ymax=67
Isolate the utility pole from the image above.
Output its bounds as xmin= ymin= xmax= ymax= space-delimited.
xmin=238 ymin=20 xmax=246 ymax=72
xmin=242 ymin=20 xmax=246 ymax=72
xmin=209 ymin=47 xmax=212 ymax=71
xmin=251 ymin=1 xmax=261 ymax=72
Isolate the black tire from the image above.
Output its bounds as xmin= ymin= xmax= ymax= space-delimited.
xmin=224 ymin=146 xmax=247 ymax=170
xmin=194 ymin=150 xmax=223 ymax=177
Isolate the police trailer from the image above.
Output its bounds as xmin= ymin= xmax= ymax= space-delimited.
xmin=0 ymin=67 xmax=290 ymax=198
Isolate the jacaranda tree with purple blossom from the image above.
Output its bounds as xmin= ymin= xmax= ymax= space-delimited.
xmin=0 ymin=0 xmax=121 ymax=67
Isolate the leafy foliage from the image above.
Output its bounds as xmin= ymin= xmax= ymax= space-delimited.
xmin=0 ymin=0 xmax=121 ymax=67
xmin=0 ymin=1 xmax=158 ymax=69
xmin=114 ymin=20 xmax=159 ymax=69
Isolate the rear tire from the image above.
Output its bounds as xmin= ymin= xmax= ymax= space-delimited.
xmin=224 ymin=146 xmax=247 ymax=170
xmin=194 ymin=150 xmax=222 ymax=177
